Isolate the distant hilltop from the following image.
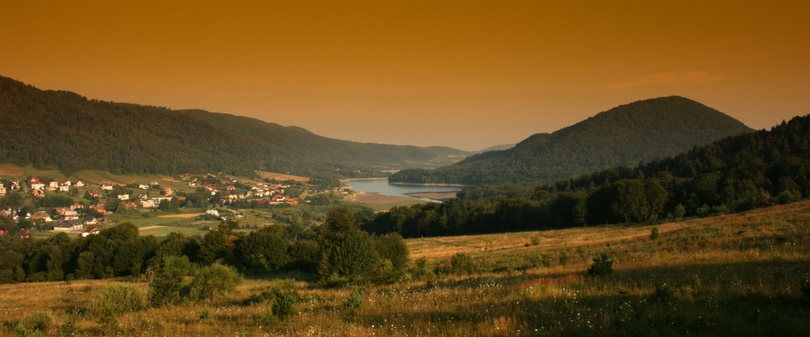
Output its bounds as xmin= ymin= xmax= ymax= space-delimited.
xmin=390 ymin=96 xmax=753 ymax=185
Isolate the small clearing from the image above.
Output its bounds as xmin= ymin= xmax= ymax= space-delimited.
xmin=256 ymin=170 xmax=309 ymax=182
xmin=138 ymin=225 xmax=165 ymax=231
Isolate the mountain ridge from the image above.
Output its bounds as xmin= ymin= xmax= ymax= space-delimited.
xmin=389 ymin=96 xmax=754 ymax=185
xmin=0 ymin=75 xmax=471 ymax=177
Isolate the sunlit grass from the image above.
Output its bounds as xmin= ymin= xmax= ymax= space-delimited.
xmin=3 ymin=202 xmax=810 ymax=336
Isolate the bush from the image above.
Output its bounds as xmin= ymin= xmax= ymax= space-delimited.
xmin=343 ymin=289 xmax=364 ymax=312
xmin=89 ymin=283 xmax=148 ymax=318
xmin=449 ymin=253 xmax=479 ymax=275
xmin=20 ymin=311 xmax=54 ymax=334
xmin=188 ymin=264 xmax=243 ymax=301
xmin=411 ymin=257 xmax=434 ymax=280
xmin=148 ymin=255 xmax=192 ymax=307
xmin=587 ymin=253 xmax=614 ymax=276
xmin=654 ymin=283 xmax=675 ymax=299
xmin=650 ymin=227 xmax=659 ymax=240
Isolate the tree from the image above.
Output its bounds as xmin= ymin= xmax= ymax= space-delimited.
xmin=612 ymin=179 xmax=648 ymax=223
xmin=318 ymin=207 xmax=379 ymax=280
xmin=236 ymin=226 xmax=290 ymax=272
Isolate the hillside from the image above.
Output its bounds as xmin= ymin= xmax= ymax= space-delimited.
xmin=389 ymin=96 xmax=753 ymax=185
xmin=0 ymin=76 xmax=470 ymax=177
xmin=1 ymin=202 xmax=808 ymax=336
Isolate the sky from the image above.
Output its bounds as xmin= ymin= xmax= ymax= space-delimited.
xmin=1 ymin=1 xmax=809 ymax=151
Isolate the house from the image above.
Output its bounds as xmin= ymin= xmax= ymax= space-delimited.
xmin=138 ymin=184 xmax=149 ymax=190
xmin=58 ymin=185 xmax=70 ymax=192
xmin=14 ymin=211 xmax=30 ymax=221
xmin=31 ymin=182 xmax=45 ymax=190
xmin=29 ymin=177 xmax=40 ymax=185
xmin=0 ymin=230 xmax=5 ymax=236
xmin=91 ymin=204 xmax=107 ymax=214
xmin=70 ymin=203 xmax=84 ymax=211
xmin=227 ymin=185 xmax=236 ymax=191
xmin=88 ymin=191 xmax=99 ymax=198
xmin=101 ymin=183 xmax=114 ymax=191
xmin=117 ymin=194 xmax=130 ymax=201
xmin=0 ymin=185 xmax=6 ymax=196
xmin=0 ymin=209 xmax=13 ymax=218
xmin=31 ymin=189 xmax=44 ymax=197
xmin=162 ymin=188 xmax=173 ymax=196
xmin=49 ymin=181 xmax=59 ymax=189
xmin=54 ymin=207 xmax=71 ymax=215
xmin=271 ymin=195 xmax=286 ymax=203
xmin=74 ymin=181 xmax=85 ymax=187
xmin=285 ymin=198 xmax=298 ymax=205
xmin=19 ymin=229 xmax=30 ymax=239
xmin=205 ymin=209 xmax=219 ymax=217
xmin=83 ymin=216 xmax=99 ymax=226
xmin=138 ymin=193 xmax=148 ymax=200
xmin=8 ymin=178 xmax=19 ymax=191
xmin=81 ymin=225 xmax=102 ymax=237
xmin=125 ymin=202 xmax=137 ymax=210
xmin=140 ymin=200 xmax=157 ymax=208
xmin=149 ymin=181 xmax=159 ymax=186
xmin=63 ymin=211 xmax=80 ymax=221
xmin=61 ymin=180 xmax=72 ymax=187
xmin=54 ymin=220 xmax=83 ymax=231
xmin=31 ymin=211 xmax=53 ymax=222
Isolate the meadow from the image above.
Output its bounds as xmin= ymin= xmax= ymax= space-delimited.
xmin=3 ymin=202 xmax=809 ymax=336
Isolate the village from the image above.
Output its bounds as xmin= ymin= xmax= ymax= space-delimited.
xmin=0 ymin=173 xmax=305 ymax=238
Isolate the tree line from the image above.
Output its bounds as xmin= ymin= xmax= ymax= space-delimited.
xmin=0 ymin=207 xmax=408 ymax=285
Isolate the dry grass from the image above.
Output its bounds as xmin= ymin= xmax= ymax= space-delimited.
xmin=2 ymin=202 xmax=810 ymax=336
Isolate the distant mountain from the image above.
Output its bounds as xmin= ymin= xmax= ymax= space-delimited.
xmin=477 ymin=144 xmax=515 ymax=153
xmin=389 ymin=96 xmax=753 ymax=185
xmin=0 ymin=76 xmax=470 ymax=177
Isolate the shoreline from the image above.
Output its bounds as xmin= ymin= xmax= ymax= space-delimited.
xmin=389 ymin=181 xmax=467 ymax=187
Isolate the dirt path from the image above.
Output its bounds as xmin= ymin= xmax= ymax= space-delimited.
xmin=138 ymin=225 xmax=165 ymax=231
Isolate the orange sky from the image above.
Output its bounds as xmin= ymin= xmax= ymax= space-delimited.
xmin=2 ymin=1 xmax=809 ymax=151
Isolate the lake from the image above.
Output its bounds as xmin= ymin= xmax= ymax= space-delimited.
xmin=344 ymin=179 xmax=464 ymax=202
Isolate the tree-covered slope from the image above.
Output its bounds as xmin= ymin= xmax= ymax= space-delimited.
xmin=389 ymin=96 xmax=753 ymax=185
xmin=0 ymin=76 xmax=469 ymax=177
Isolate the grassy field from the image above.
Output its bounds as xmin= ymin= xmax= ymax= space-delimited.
xmin=3 ymin=202 xmax=810 ymax=336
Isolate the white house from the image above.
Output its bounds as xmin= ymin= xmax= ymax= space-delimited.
xmin=101 ymin=183 xmax=114 ymax=191
xmin=117 ymin=194 xmax=130 ymax=201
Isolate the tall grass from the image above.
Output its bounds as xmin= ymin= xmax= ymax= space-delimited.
xmin=0 ymin=202 xmax=808 ymax=336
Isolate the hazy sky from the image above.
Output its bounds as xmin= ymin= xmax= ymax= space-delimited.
xmin=2 ymin=1 xmax=808 ymax=151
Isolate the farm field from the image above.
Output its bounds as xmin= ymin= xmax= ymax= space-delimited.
xmin=3 ymin=202 xmax=810 ymax=336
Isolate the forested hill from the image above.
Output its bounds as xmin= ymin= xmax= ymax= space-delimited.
xmin=389 ymin=96 xmax=753 ymax=185
xmin=0 ymin=76 xmax=470 ymax=177
xmin=365 ymin=113 xmax=810 ymax=238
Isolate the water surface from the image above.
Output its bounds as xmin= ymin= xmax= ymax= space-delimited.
xmin=344 ymin=179 xmax=463 ymax=202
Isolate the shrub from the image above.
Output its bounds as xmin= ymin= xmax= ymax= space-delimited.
xmin=271 ymin=289 xmax=299 ymax=318
xmin=411 ymin=257 xmax=434 ymax=280
xmin=20 ymin=311 xmax=54 ymax=334
xmin=188 ymin=264 xmax=243 ymax=301
xmin=343 ymin=289 xmax=364 ymax=311
xmin=148 ymin=255 xmax=192 ymax=307
xmin=558 ymin=251 xmax=570 ymax=266
xmin=654 ymin=283 xmax=675 ymax=299
xmin=197 ymin=306 xmax=213 ymax=322
xmin=696 ymin=204 xmax=711 ymax=217
xmin=449 ymin=253 xmax=479 ymax=275
xmin=530 ymin=235 xmax=541 ymax=246
xmin=89 ymin=283 xmax=148 ymax=317
xmin=650 ymin=227 xmax=659 ymax=240
xmin=587 ymin=253 xmax=614 ymax=276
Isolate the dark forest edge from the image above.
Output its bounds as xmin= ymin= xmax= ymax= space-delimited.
xmin=0 ymin=207 xmax=408 ymax=286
